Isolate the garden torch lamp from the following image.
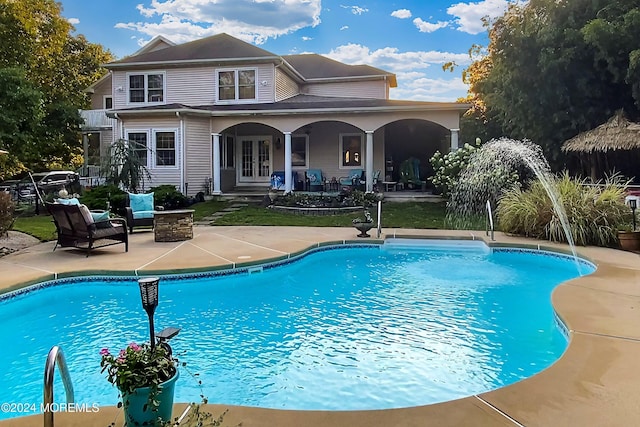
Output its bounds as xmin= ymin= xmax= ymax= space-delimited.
xmin=138 ymin=277 xmax=160 ymax=349
xmin=629 ymin=198 xmax=637 ymax=231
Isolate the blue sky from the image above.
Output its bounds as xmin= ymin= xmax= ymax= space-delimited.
xmin=58 ymin=0 xmax=517 ymax=102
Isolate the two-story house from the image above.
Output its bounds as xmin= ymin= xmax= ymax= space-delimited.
xmin=82 ymin=33 xmax=468 ymax=195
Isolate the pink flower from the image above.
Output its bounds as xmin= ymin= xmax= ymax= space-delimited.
xmin=99 ymin=348 xmax=110 ymax=356
xmin=128 ymin=342 xmax=141 ymax=351
xmin=119 ymin=349 xmax=126 ymax=357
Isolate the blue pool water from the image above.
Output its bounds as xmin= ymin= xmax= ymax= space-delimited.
xmin=0 ymin=241 xmax=593 ymax=418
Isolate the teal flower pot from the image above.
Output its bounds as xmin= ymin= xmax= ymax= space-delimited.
xmin=122 ymin=370 xmax=179 ymax=426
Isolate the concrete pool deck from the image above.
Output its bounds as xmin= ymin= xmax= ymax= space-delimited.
xmin=0 ymin=226 xmax=639 ymax=426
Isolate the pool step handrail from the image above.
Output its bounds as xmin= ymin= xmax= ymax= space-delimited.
xmin=377 ymin=200 xmax=382 ymax=238
xmin=485 ymin=200 xmax=495 ymax=241
xmin=44 ymin=345 xmax=74 ymax=427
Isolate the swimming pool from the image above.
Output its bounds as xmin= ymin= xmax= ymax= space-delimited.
xmin=0 ymin=240 xmax=593 ymax=418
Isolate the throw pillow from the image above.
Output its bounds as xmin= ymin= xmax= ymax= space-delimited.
xmin=56 ymin=197 xmax=80 ymax=206
xmin=91 ymin=211 xmax=112 ymax=229
xmin=78 ymin=204 xmax=94 ymax=225
xmin=128 ymin=192 xmax=154 ymax=212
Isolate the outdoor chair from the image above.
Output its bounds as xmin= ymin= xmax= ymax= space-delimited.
xmin=46 ymin=202 xmax=128 ymax=256
xmin=304 ymin=169 xmax=325 ymax=192
xmin=125 ymin=192 xmax=155 ymax=234
xmin=339 ymin=169 xmax=364 ymax=190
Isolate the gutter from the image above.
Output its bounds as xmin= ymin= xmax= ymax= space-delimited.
xmin=106 ymin=103 xmax=470 ymax=118
xmin=104 ymin=56 xmax=283 ymax=69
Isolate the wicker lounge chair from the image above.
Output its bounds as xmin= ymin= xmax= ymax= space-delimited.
xmin=125 ymin=192 xmax=155 ymax=234
xmin=46 ymin=202 xmax=128 ymax=256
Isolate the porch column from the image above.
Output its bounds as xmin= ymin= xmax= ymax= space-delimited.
xmin=284 ymin=132 xmax=292 ymax=193
xmin=365 ymin=130 xmax=374 ymax=192
xmin=450 ymin=128 xmax=460 ymax=151
xmin=82 ymin=133 xmax=89 ymax=175
xmin=212 ymin=133 xmax=222 ymax=195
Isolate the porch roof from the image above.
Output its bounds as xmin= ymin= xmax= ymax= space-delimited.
xmin=108 ymin=95 xmax=469 ymax=117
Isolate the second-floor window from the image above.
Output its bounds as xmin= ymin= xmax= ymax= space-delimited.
xmin=128 ymin=73 xmax=165 ymax=103
xmin=217 ymin=69 xmax=256 ymax=102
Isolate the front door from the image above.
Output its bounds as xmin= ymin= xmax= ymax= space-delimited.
xmin=238 ymin=136 xmax=272 ymax=184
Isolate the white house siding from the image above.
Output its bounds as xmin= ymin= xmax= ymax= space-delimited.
xmin=111 ymin=63 xmax=276 ymax=108
xmin=184 ymin=116 xmax=212 ymax=196
xmin=90 ymin=80 xmax=112 ymax=110
xmin=303 ymin=80 xmax=387 ymax=99
xmin=275 ymin=68 xmax=299 ymax=101
xmin=121 ymin=117 xmax=182 ymax=192
xmin=167 ymin=67 xmax=216 ymax=105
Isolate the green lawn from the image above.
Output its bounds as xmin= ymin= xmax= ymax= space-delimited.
xmin=11 ymin=201 xmax=447 ymax=241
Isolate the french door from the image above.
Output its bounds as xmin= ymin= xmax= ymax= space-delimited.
xmin=238 ymin=136 xmax=271 ymax=183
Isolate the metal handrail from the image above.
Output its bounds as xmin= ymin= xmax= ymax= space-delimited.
xmin=44 ymin=346 xmax=74 ymax=427
xmin=485 ymin=200 xmax=495 ymax=241
xmin=377 ymin=200 xmax=382 ymax=238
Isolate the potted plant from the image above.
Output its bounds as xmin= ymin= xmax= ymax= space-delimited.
xmin=617 ymin=226 xmax=640 ymax=251
xmin=100 ymin=342 xmax=178 ymax=426
xmin=352 ymin=209 xmax=374 ymax=237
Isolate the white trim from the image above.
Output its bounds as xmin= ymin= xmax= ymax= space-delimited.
xmin=338 ymin=132 xmax=364 ymax=169
xmin=151 ymin=128 xmax=180 ymax=169
xmin=126 ymin=70 xmax=166 ymax=106
xmin=215 ymin=67 xmax=258 ymax=104
xmin=125 ymin=129 xmax=151 ymax=168
xmin=103 ymin=95 xmax=113 ymax=109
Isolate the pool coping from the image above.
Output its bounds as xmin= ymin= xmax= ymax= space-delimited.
xmin=0 ymin=226 xmax=639 ymax=427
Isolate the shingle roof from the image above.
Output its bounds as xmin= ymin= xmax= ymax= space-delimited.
xmin=283 ymin=54 xmax=396 ymax=85
xmin=112 ymin=95 xmax=467 ymax=114
xmin=108 ymin=33 xmax=278 ymax=66
xmin=106 ymin=33 xmax=397 ymax=85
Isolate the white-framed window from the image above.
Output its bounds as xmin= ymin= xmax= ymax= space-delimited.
xmin=126 ymin=130 xmax=150 ymax=168
xmin=127 ymin=72 xmax=165 ymax=104
xmin=219 ymin=135 xmax=235 ymax=169
xmin=103 ymin=96 xmax=113 ymax=109
xmin=126 ymin=129 xmax=178 ymax=168
xmin=291 ymin=134 xmax=309 ymax=167
xmin=339 ymin=133 xmax=363 ymax=168
xmin=216 ymin=68 xmax=257 ymax=102
xmin=155 ymin=131 xmax=176 ymax=167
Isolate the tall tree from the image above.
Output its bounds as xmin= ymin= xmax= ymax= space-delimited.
xmin=461 ymin=0 xmax=640 ymax=167
xmin=0 ymin=0 xmax=113 ymax=175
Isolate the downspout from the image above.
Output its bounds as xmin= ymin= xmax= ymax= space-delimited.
xmin=177 ymin=112 xmax=186 ymax=195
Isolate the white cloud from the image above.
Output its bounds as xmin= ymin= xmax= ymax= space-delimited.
xmin=447 ymin=0 xmax=511 ymax=34
xmin=340 ymin=5 xmax=369 ymax=15
xmin=67 ymin=17 xmax=80 ymax=25
xmin=340 ymin=25 xmax=349 ymax=30
xmin=302 ymin=36 xmax=313 ymax=41
xmin=391 ymin=75 xmax=468 ymax=101
xmin=413 ymin=18 xmax=448 ymax=33
xmin=324 ymin=43 xmax=471 ymax=74
xmin=117 ymin=0 xmax=322 ymax=45
xmin=391 ymin=9 xmax=412 ymax=19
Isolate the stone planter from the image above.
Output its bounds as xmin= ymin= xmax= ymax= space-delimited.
xmin=354 ymin=222 xmax=374 ymax=238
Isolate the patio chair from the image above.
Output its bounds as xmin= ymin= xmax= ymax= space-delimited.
xmin=46 ymin=202 xmax=128 ymax=256
xmin=125 ymin=192 xmax=155 ymax=234
xmin=304 ymin=169 xmax=325 ymax=192
xmin=339 ymin=169 xmax=364 ymax=190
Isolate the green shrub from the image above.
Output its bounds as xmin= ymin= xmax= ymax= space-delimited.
xmin=150 ymin=185 xmax=188 ymax=209
xmin=81 ymin=185 xmax=126 ymax=213
xmin=497 ymin=173 xmax=630 ymax=246
xmin=428 ymin=139 xmax=481 ymax=196
xmin=0 ymin=192 xmax=15 ymax=235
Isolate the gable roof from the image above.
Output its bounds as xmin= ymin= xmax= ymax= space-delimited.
xmin=105 ymin=33 xmax=397 ymax=86
xmin=129 ymin=35 xmax=176 ymax=57
xmin=107 ymin=33 xmax=279 ymax=68
xmin=283 ymin=54 xmax=397 ymax=87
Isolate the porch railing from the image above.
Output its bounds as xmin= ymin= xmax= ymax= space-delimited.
xmin=79 ymin=109 xmax=116 ymax=130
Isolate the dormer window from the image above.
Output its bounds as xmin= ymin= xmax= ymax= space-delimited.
xmin=128 ymin=72 xmax=165 ymax=104
xmin=217 ymin=69 xmax=256 ymax=102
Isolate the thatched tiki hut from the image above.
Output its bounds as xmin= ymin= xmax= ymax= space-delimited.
xmin=562 ymin=110 xmax=640 ymax=181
